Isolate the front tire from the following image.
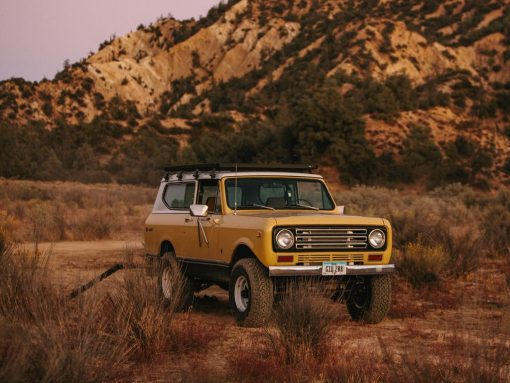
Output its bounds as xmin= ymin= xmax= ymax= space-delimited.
xmin=346 ymin=275 xmax=391 ymax=324
xmin=229 ymin=258 xmax=273 ymax=327
xmin=157 ymin=251 xmax=194 ymax=311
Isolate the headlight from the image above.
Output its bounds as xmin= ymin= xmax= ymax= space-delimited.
xmin=275 ymin=229 xmax=294 ymax=249
xmin=368 ymin=229 xmax=385 ymax=249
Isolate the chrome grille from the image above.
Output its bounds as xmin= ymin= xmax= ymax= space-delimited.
xmin=295 ymin=227 xmax=367 ymax=250
xmin=297 ymin=254 xmax=365 ymax=263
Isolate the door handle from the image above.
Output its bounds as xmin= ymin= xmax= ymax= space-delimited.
xmin=185 ymin=218 xmax=193 ymax=223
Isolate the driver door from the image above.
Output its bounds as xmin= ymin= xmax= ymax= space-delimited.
xmin=193 ymin=179 xmax=221 ymax=262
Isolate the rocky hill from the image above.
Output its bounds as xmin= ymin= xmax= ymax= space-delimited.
xmin=0 ymin=0 xmax=509 ymax=187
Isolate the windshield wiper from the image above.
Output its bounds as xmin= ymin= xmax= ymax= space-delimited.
xmin=291 ymin=203 xmax=319 ymax=210
xmin=251 ymin=203 xmax=275 ymax=211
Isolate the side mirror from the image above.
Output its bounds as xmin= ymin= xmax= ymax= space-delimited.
xmin=337 ymin=206 xmax=345 ymax=214
xmin=190 ymin=204 xmax=209 ymax=217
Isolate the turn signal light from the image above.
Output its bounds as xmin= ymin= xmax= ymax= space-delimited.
xmin=368 ymin=254 xmax=383 ymax=262
xmin=277 ymin=255 xmax=294 ymax=263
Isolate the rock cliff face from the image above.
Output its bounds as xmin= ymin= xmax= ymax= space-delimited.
xmin=0 ymin=0 xmax=509 ymax=185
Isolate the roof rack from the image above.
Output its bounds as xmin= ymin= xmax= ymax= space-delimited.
xmin=164 ymin=163 xmax=317 ymax=174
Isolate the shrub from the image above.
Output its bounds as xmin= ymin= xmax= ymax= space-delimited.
xmin=110 ymin=268 xmax=173 ymax=361
xmin=436 ymin=228 xmax=483 ymax=276
xmin=482 ymin=188 xmax=510 ymax=254
xmin=74 ymin=208 xmax=121 ymax=240
xmin=0 ymin=180 xmax=153 ymax=242
xmin=0 ymin=246 xmax=130 ymax=382
xmin=269 ymin=281 xmax=336 ymax=363
xmin=397 ymin=241 xmax=448 ymax=288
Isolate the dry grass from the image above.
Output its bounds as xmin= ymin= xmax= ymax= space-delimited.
xmin=108 ymin=269 xmax=173 ymax=362
xmin=336 ymin=184 xmax=510 ymax=288
xmin=2 ymin=231 xmax=509 ymax=382
xmin=0 ymin=230 xmax=229 ymax=382
xmin=0 ymin=244 xmax=129 ymax=382
xmin=397 ymin=241 xmax=448 ymax=288
xmin=0 ymin=179 xmax=154 ymax=242
xmin=229 ymin=281 xmax=339 ymax=381
xmin=0 ymin=233 xmax=187 ymax=381
xmin=378 ymin=330 xmax=510 ymax=383
xmin=169 ymin=314 xmax=224 ymax=354
xmin=269 ymin=281 xmax=337 ymax=363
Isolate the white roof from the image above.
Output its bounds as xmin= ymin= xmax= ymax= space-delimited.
xmin=163 ymin=171 xmax=323 ymax=182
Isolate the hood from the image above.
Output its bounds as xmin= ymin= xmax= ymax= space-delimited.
xmin=234 ymin=211 xmax=385 ymax=226
xmin=273 ymin=213 xmax=385 ymax=227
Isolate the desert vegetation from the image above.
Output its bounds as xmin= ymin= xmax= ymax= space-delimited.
xmin=0 ymin=179 xmax=153 ymax=244
xmin=1 ymin=233 xmax=508 ymax=382
xmin=0 ymin=180 xmax=509 ymax=381
xmin=0 ymin=232 xmax=226 ymax=382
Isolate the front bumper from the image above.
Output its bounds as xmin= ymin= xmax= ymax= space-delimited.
xmin=268 ymin=264 xmax=395 ymax=277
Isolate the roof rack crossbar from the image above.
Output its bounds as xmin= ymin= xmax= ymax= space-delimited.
xmin=164 ymin=163 xmax=317 ymax=174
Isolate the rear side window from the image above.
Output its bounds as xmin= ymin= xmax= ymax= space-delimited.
xmin=163 ymin=182 xmax=195 ymax=209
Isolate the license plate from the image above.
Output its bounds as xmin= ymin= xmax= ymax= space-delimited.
xmin=322 ymin=262 xmax=347 ymax=276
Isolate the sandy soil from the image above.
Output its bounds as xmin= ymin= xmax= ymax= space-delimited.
xmin=21 ymin=240 xmax=143 ymax=291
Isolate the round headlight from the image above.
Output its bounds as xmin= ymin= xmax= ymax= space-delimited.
xmin=276 ymin=229 xmax=294 ymax=249
xmin=368 ymin=229 xmax=386 ymax=249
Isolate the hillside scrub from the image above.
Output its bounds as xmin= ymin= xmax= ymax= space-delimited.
xmin=0 ymin=179 xmax=154 ymax=242
xmin=1 ymin=0 xmax=508 ymax=188
xmin=336 ymin=184 xmax=509 ymax=284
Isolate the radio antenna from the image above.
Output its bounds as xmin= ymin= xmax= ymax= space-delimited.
xmin=234 ymin=163 xmax=238 ymax=215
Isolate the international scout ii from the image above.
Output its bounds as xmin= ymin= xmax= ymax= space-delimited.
xmin=145 ymin=164 xmax=394 ymax=327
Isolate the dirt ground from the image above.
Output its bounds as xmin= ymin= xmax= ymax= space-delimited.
xmin=30 ymin=240 xmax=510 ymax=382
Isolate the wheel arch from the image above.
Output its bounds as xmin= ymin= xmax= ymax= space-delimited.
xmin=160 ymin=240 xmax=175 ymax=256
xmin=230 ymin=244 xmax=257 ymax=269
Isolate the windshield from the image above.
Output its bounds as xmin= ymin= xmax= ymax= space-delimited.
xmin=224 ymin=178 xmax=335 ymax=210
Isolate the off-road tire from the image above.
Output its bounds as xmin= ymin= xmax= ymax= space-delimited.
xmin=346 ymin=275 xmax=391 ymax=324
xmin=158 ymin=251 xmax=194 ymax=311
xmin=229 ymin=258 xmax=273 ymax=327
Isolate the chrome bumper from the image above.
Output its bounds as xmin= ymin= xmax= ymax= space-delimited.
xmin=268 ymin=264 xmax=395 ymax=277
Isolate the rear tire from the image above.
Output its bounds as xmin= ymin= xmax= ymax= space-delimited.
xmin=158 ymin=251 xmax=194 ymax=311
xmin=346 ymin=275 xmax=391 ymax=324
xmin=229 ymin=258 xmax=273 ymax=327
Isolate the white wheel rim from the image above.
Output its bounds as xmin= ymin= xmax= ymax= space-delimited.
xmin=162 ymin=267 xmax=173 ymax=299
xmin=234 ymin=275 xmax=250 ymax=312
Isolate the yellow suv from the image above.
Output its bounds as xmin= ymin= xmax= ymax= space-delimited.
xmin=145 ymin=164 xmax=394 ymax=326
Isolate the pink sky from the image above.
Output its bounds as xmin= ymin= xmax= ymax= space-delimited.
xmin=0 ymin=0 xmax=222 ymax=81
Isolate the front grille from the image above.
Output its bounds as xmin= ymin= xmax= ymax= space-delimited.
xmin=297 ymin=254 xmax=364 ymax=263
xmin=295 ymin=227 xmax=368 ymax=250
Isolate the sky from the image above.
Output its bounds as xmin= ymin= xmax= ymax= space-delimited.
xmin=0 ymin=0 xmax=222 ymax=82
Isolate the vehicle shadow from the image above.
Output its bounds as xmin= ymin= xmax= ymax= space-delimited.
xmin=193 ymin=286 xmax=231 ymax=317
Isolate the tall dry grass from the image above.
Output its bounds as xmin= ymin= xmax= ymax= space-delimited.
xmin=0 ymin=242 xmax=127 ymax=382
xmin=0 ymin=179 xmax=155 ymax=242
xmin=0 ymin=231 xmax=186 ymax=382
xmin=229 ymin=281 xmax=339 ymax=381
xmin=269 ymin=281 xmax=336 ymax=363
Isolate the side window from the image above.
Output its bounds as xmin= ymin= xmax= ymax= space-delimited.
xmin=163 ymin=182 xmax=195 ymax=209
xmin=198 ymin=180 xmax=220 ymax=213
